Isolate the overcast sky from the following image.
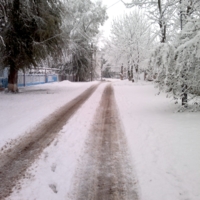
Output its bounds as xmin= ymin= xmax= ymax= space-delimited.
xmin=100 ymin=0 xmax=134 ymax=38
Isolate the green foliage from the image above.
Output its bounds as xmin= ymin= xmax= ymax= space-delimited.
xmin=71 ymin=40 xmax=92 ymax=81
xmin=102 ymin=66 xmax=112 ymax=78
xmin=0 ymin=0 xmax=64 ymax=70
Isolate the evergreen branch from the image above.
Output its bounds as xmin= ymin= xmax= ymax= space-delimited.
xmin=0 ymin=35 xmax=5 ymax=46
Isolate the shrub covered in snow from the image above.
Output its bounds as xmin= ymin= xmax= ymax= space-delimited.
xmin=149 ymin=19 xmax=200 ymax=105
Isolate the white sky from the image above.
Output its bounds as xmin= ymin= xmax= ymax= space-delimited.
xmin=100 ymin=0 xmax=134 ymax=38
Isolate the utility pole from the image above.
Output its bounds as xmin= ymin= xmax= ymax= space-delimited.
xmin=120 ymin=64 xmax=124 ymax=80
xmin=23 ymin=69 xmax=26 ymax=87
xmin=91 ymin=43 xmax=93 ymax=82
xmin=94 ymin=46 xmax=96 ymax=78
xmin=180 ymin=0 xmax=187 ymax=107
xmin=101 ymin=57 xmax=103 ymax=81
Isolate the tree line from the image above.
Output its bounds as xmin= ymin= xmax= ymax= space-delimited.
xmin=0 ymin=0 xmax=107 ymax=92
xmin=104 ymin=0 xmax=200 ymax=108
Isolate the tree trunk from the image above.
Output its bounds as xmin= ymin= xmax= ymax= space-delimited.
xmin=8 ymin=65 xmax=18 ymax=92
xmin=158 ymin=0 xmax=166 ymax=43
xmin=182 ymin=79 xmax=188 ymax=107
xmin=180 ymin=0 xmax=183 ymax=30
xmin=120 ymin=65 xmax=124 ymax=80
xmin=131 ymin=65 xmax=133 ymax=80
xmin=180 ymin=0 xmax=188 ymax=107
xmin=182 ymin=92 xmax=188 ymax=106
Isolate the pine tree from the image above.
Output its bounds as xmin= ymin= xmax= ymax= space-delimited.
xmin=61 ymin=0 xmax=107 ymax=81
xmin=0 ymin=0 xmax=64 ymax=92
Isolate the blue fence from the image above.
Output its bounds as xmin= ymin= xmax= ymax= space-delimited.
xmin=0 ymin=77 xmax=8 ymax=88
xmin=0 ymin=74 xmax=58 ymax=88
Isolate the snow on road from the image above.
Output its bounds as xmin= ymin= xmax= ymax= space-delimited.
xmin=68 ymin=84 xmax=138 ymax=200
xmin=0 ymin=83 xmax=101 ymax=199
xmin=3 ymin=81 xmax=106 ymax=200
xmin=0 ymin=81 xmax=97 ymax=149
xmin=0 ymin=79 xmax=200 ymax=200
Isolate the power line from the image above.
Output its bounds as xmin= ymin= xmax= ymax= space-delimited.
xmin=107 ymin=0 xmax=121 ymax=9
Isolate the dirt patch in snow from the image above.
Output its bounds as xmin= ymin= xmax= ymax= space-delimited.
xmin=0 ymin=83 xmax=100 ymax=200
xmin=68 ymin=84 xmax=139 ymax=200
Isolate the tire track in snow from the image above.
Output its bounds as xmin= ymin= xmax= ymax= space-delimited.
xmin=69 ymin=84 xmax=139 ymax=200
xmin=0 ymin=83 xmax=100 ymax=200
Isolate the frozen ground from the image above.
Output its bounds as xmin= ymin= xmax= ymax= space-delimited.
xmin=68 ymin=84 xmax=138 ymax=200
xmin=0 ymin=79 xmax=199 ymax=200
xmin=0 ymin=81 xmax=97 ymax=149
xmin=113 ymin=80 xmax=200 ymax=200
xmin=0 ymin=81 xmax=103 ymax=200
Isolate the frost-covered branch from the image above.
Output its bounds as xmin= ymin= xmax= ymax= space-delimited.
xmin=0 ymin=35 xmax=5 ymax=46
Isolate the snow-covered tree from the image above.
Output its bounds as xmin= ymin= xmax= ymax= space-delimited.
xmin=121 ymin=0 xmax=178 ymax=43
xmin=149 ymin=0 xmax=200 ymax=106
xmin=148 ymin=43 xmax=175 ymax=93
xmin=0 ymin=1 xmax=7 ymax=47
xmin=104 ymin=10 xmax=153 ymax=81
xmin=171 ymin=20 xmax=200 ymax=104
xmin=0 ymin=0 xmax=65 ymax=92
xmin=60 ymin=0 xmax=107 ymax=81
xmin=121 ymin=0 xmax=200 ymax=107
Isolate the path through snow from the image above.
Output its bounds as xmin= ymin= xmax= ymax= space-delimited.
xmin=0 ymin=83 xmax=100 ymax=200
xmin=68 ymin=84 xmax=139 ymax=200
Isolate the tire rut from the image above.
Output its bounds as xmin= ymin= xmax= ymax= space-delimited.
xmin=0 ymin=83 xmax=100 ymax=200
xmin=69 ymin=84 xmax=139 ymax=200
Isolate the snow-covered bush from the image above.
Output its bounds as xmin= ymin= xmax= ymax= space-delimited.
xmin=149 ymin=43 xmax=175 ymax=93
xmin=175 ymin=20 xmax=200 ymax=96
xmin=149 ymin=19 xmax=200 ymax=105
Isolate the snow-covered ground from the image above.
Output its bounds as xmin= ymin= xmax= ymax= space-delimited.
xmin=0 ymin=80 xmax=199 ymax=200
xmin=0 ymin=81 xmax=97 ymax=149
xmin=1 ymin=81 xmax=107 ymax=200
xmin=113 ymin=80 xmax=200 ymax=200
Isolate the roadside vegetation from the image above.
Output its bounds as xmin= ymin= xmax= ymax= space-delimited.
xmin=0 ymin=0 xmax=107 ymax=92
xmin=104 ymin=0 xmax=200 ymax=109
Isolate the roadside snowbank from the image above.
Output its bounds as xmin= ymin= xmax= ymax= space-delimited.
xmin=4 ymin=82 xmax=107 ymax=200
xmin=0 ymin=81 xmax=97 ymax=149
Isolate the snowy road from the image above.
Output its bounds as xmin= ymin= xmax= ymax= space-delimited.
xmin=0 ymin=82 xmax=138 ymax=200
xmin=68 ymin=84 xmax=138 ymax=200
xmin=0 ymin=83 xmax=100 ymax=199
xmin=1 ymin=79 xmax=199 ymax=200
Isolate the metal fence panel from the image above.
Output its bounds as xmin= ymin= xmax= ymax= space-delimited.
xmin=18 ymin=74 xmax=46 ymax=87
xmin=1 ymin=74 xmax=58 ymax=88
xmin=0 ymin=77 xmax=8 ymax=88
